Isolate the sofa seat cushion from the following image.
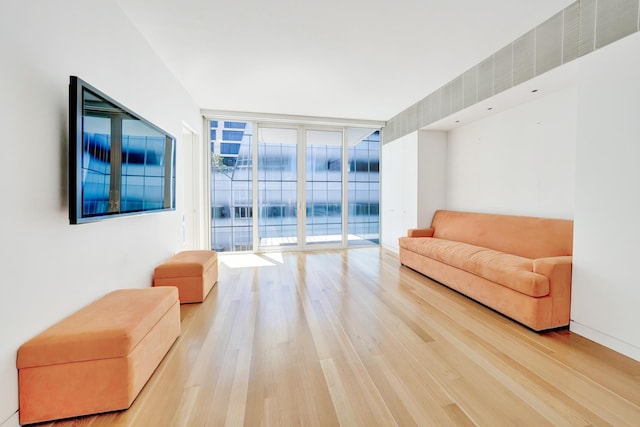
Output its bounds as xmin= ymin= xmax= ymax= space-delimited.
xmin=398 ymin=237 xmax=549 ymax=297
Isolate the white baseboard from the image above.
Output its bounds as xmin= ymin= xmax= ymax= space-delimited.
xmin=0 ymin=412 xmax=19 ymax=427
xmin=381 ymin=243 xmax=399 ymax=254
xmin=570 ymin=321 xmax=640 ymax=362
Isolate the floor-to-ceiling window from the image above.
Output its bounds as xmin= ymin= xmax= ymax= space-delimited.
xmin=305 ymin=129 xmax=343 ymax=246
xmin=347 ymin=129 xmax=380 ymax=246
xmin=257 ymin=126 xmax=298 ymax=248
xmin=210 ymin=120 xmax=253 ymax=251
xmin=209 ymin=118 xmax=380 ymax=252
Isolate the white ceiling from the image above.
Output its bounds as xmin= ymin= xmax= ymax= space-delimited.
xmin=117 ymin=0 xmax=575 ymax=122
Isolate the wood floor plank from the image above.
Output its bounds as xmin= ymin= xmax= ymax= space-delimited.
xmin=46 ymin=248 xmax=640 ymax=426
xmin=320 ymin=358 xmax=361 ymax=427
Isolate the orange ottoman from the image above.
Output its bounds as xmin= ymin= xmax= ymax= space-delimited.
xmin=153 ymin=250 xmax=218 ymax=303
xmin=16 ymin=287 xmax=180 ymax=425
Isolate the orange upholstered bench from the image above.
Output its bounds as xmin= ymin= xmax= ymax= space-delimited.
xmin=153 ymin=250 xmax=218 ymax=303
xmin=16 ymin=287 xmax=180 ymax=425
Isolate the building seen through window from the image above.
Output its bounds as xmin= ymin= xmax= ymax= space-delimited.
xmin=210 ymin=120 xmax=380 ymax=251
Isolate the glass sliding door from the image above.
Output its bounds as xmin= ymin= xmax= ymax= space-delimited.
xmin=347 ymin=129 xmax=380 ymax=246
xmin=305 ymin=129 xmax=343 ymax=245
xmin=257 ymin=126 xmax=298 ymax=248
xmin=210 ymin=120 xmax=253 ymax=252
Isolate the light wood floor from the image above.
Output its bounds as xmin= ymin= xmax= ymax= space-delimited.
xmin=47 ymin=248 xmax=640 ymax=426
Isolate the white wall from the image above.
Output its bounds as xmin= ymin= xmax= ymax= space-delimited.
xmin=571 ymin=32 xmax=640 ymax=361
xmin=381 ymin=132 xmax=418 ymax=251
xmin=381 ymin=131 xmax=446 ymax=252
xmin=446 ymin=87 xmax=577 ymax=219
xmin=0 ymin=1 xmax=201 ymax=424
xmin=418 ymin=130 xmax=447 ymax=226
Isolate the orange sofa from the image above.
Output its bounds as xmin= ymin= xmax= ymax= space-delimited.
xmin=17 ymin=287 xmax=180 ymax=424
xmin=398 ymin=210 xmax=573 ymax=331
xmin=153 ymin=250 xmax=218 ymax=303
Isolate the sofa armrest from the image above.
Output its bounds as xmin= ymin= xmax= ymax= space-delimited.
xmin=407 ymin=228 xmax=435 ymax=237
xmin=533 ymin=256 xmax=573 ymax=327
xmin=533 ymin=256 xmax=572 ymax=278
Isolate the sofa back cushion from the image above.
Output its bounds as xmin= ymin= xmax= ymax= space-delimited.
xmin=431 ymin=210 xmax=573 ymax=259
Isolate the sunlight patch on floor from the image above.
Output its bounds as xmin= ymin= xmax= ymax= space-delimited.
xmin=219 ymin=252 xmax=284 ymax=268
